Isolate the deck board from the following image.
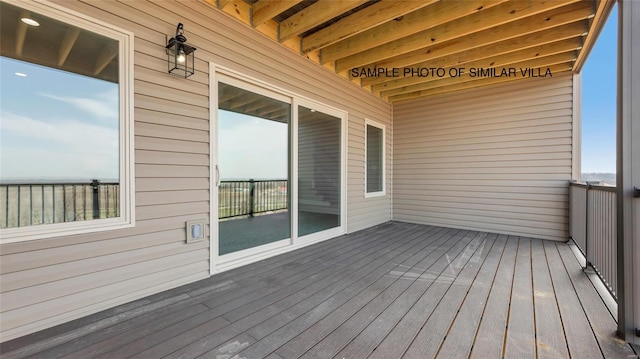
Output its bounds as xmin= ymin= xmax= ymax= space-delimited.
xmin=531 ymin=238 xmax=570 ymax=359
xmin=555 ymin=242 xmax=637 ymax=358
xmin=434 ymin=233 xmax=507 ymax=358
xmin=41 ymin=304 xmax=211 ymax=359
xmin=0 ymin=222 xmax=635 ymax=359
xmin=234 ymin=228 xmax=470 ymax=358
xmin=366 ymin=231 xmax=484 ymax=359
xmin=331 ymin=229 xmax=468 ymax=359
xmin=286 ymin=227 xmax=461 ymax=358
xmin=545 ymin=240 xmax=603 ymax=358
xmin=469 ymin=235 xmax=519 ymax=358
xmin=504 ymin=237 xmax=536 ymax=359
xmin=402 ymin=232 xmax=500 ymax=358
xmin=165 ymin=225 xmax=438 ymax=358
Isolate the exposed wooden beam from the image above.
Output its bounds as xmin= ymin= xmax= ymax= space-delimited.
xmin=369 ymin=20 xmax=588 ymax=77
xmin=202 ymin=0 xmax=217 ymax=10
xmin=252 ymin=0 xmax=302 ymax=27
xmin=381 ymin=52 xmax=577 ymax=98
xmin=362 ymin=23 xmax=586 ymax=86
xmin=203 ymin=0 xmax=326 ymax=78
xmin=94 ymin=43 xmax=118 ymax=75
xmin=335 ymin=0 xmax=585 ymax=72
xmin=58 ymin=28 xmax=81 ymax=66
xmin=321 ymin=0 xmax=506 ymax=64
xmin=338 ymin=1 xmax=592 ymax=73
xmin=218 ymin=0 xmax=233 ymax=9
xmin=389 ymin=63 xmax=573 ymax=102
xmin=302 ymin=0 xmax=436 ymax=53
xmin=373 ymin=39 xmax=581 ymax=94
xmin=226 ymin=96 xmax=259 ymax=111
xmin=573 ymin=0 xmax=614 ymax=71
xmin=217 ymin=0 xmax=252 ymax=24
xmin=279 ymin=0 xmax=368 ymax=42
xmin=15 ymin=11 xmax=29 ymax=56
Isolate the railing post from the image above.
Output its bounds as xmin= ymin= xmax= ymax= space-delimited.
xmin=92 ymin=179 xmax=100 ymax=219
xmin=584 ymin=182 xmax=591 ymax=269
xmin=249 ymin=179 xmax=255 ymax=217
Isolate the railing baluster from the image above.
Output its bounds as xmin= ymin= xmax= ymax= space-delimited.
xmin=217 ymin=179 xmax=288 ymax=219
xmin=0 ymin=180 xmax=119 ymax=229
xmin=249 ymin=179 xmax=255 ymax=217
xmin=570 ymin=181 xmax=617 ymax=300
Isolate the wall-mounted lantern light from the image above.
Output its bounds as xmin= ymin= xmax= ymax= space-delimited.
xmin=166 ymin=23 xmax=196 ymax=78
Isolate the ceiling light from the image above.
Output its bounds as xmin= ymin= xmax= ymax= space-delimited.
xmin=14 ymin=72 xmax=27 ymax=77
xmin=21 ymin=18 xmax=39 ymax=26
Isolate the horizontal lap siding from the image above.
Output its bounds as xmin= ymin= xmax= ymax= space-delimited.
xmin=392 ymin=74 xmax=573 ymax=241
xmin=0 ymin=0 xmax=391 ymax=341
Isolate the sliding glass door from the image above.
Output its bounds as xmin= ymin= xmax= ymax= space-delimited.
xmin=297 ymin=105 xmax=342 ymax=237
xmin=216 ymin=80 xmax=291 ymax=256
xmin=212 ymin=68 xmax=346 ymax=270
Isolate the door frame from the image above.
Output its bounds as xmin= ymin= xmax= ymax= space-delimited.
xmin=209 ymin=63 xmax=347 ymax=274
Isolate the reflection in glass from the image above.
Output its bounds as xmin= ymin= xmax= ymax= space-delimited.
xmin=366 ymin=124 xmax=384 ymax=193
xmin=218 ymin=82 xmax=290 ymax=255
xmin=298 ymin=106 xmax=341 ymax=237
xmin=0 ymin=2 xmax=120 ymax=228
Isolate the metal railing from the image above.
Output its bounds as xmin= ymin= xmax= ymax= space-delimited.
xmin=0 ymin=180 xmax=120 ymax=229
xmin=569 ymin=180 xmax=617 ymax=299
xmin=219 ymin=179 xmax=287 ymax=219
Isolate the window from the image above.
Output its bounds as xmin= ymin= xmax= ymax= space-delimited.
xmin=0 ymin=0 xmax=134 ymax=243
xmin=365 ymin=119 xmax=385 ymax=197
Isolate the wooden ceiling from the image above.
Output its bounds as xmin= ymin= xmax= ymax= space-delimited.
xmin=0 ymin=1 xmax=119 ymax=83
xmin=208 ymin=0 xmax=614 ymax=103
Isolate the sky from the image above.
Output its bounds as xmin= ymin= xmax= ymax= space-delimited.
xmin=218 ymin=110 xmax=288 ymax=180
xmin=0 ymin=57 xmax=119 ymax=182
xmin=580 ymin=4 xmax=617 ymax=174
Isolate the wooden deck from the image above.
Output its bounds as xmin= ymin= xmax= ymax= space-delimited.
xmin=1 ymin=222 xmax=636 ymax=359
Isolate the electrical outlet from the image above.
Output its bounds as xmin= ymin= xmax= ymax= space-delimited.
xmin=186 ymin=220 xmax=205 ymax=243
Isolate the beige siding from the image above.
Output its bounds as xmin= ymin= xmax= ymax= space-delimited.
xmin=393 ymin=74 xmax=574 ymax=241
xmin=620 ymin=0 xmax=640 ymax=343
xmin=0 ymin=0 xmax=391 ymax=341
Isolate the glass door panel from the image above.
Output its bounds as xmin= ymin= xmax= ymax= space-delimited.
xmin=217 ymin=82 xmax=290 ymax=255
xmin=297 ymin=105 xmax=341 ymax=237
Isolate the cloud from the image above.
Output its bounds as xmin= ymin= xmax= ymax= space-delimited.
xmin=219 ymin=113 xmax=288 ymax=180
xmin=40 ymin=87 xmax=118 ymax=121
xmin=0 ymin=112 xmax=119 ymax=180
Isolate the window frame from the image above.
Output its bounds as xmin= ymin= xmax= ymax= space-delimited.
xmin=364 ymin=118 xmax=386 ymax=198
xmin=0 ymin=0 xmax=135 ymax=244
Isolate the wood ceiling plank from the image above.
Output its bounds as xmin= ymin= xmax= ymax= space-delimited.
xmin=321 ymin=0 xmax=504 ymax=64
xmin=94 ymin=43 xmax=118 ymax=75
xmin=389 ymin=62 xmax=573 ymax=102
xmin=58 ymin=28 xmax=81 ymax=66
xmin=335 ymin=0 xmax=586 ymax=72
xmin=15 ymin=11 xmax=28 ymax=56
xmin=369 ymin=20 xmax=588 ymax=76
xmin=381 ymin=51 xmax=576 ymax=98
xmin=220 ymin=0 xmax=252 ymax=24
xmin=573 ymin=0 xmax=614 ymax=71
xmin=202 ymin=0 xmax=216 ymax=6
xmin=336 ymin=1 xmax=592 ymax=71
xmin=279 ymin=0 xmax=368 ymax=42
xmin=302 ymin=0 xmax=436 ymax=53
xmin=218 ymin=0 xmax=233 ymax=9
xmin=253 ymin=0 xmax=303 ymax=27
xmin=371 ymin=38 xmax=582 ymax=93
